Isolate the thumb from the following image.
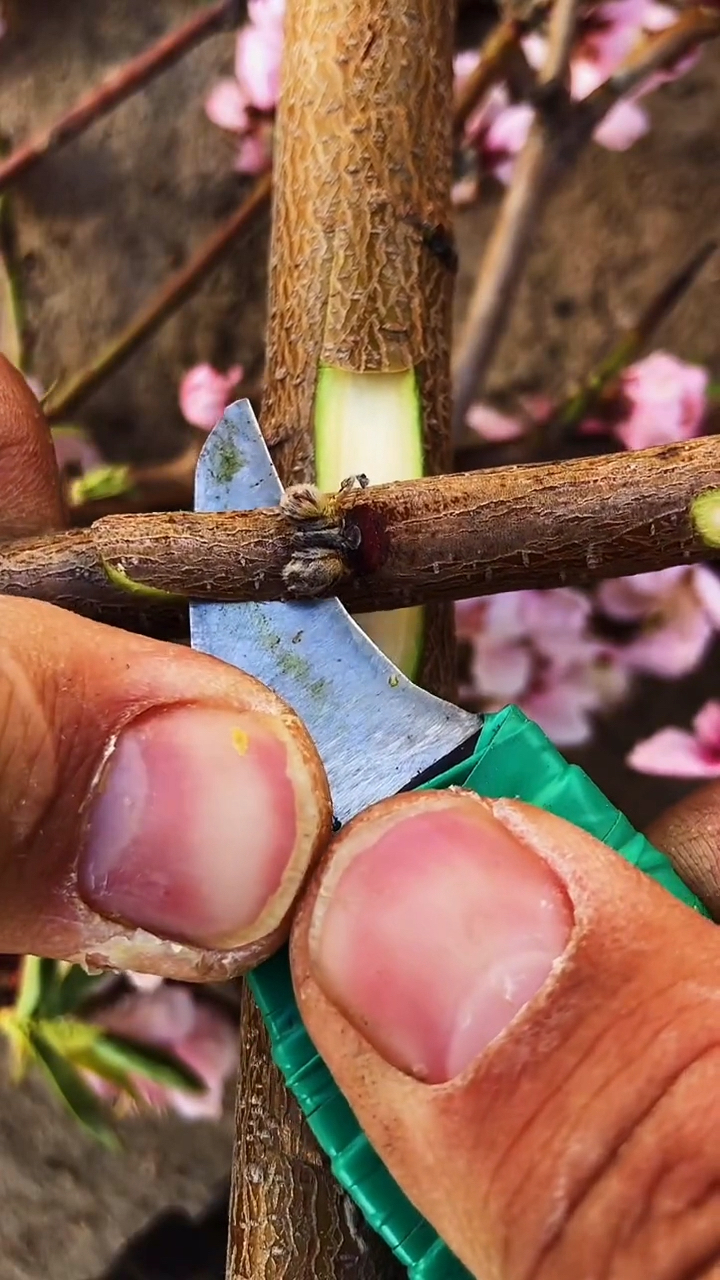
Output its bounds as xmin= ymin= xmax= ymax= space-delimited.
xmin=291 ymin=790 xmax=720 ymax=1280
xmin=0 ymin=596 xmax=330 ymax=981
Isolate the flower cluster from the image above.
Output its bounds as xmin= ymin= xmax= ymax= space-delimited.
xmin=457 ymin=563 xmax=720 ymax=759
xmin=466 ymin=350 xmax=709 ymax=452
xmin=89 ymin=983 xmax=238 ymax=1121
xmin=454 ymin=0 xmax=699 ymax=202
xmin=205 ymin=0 xmax=284 ymax=174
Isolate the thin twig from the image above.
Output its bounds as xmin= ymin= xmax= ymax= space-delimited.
xmin=451 ymin=0 xmax=579 ymax=434
xmin=43 ymin=172 xmax=272 ymax=421
xmin=451 ymin=4 xmax=720 ymax=437
xmin=543 ymin=240 xmax=717 ymax=449
xmin=0 ymin=1 xmax=237 ymax=197
xmin=3 ymin=435 xmax=719 ymax=626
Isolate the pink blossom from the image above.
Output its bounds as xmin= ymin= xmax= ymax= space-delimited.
xmin=613 ymin=352 xmax=708 ymax=450
xmin=592 ymin=97 xmax=650 ymax=149
xmin=235 ymin=129 xmax=272 ymax=175
xmin=459 ymin=81 xmax=534 ymax=187
xmin=235 ymin=15 xmax=284 ymax=113
xmin=92 ymin=984 xmax=238 ymax=1120
xmin=179 ymin=363 xmax=243 ymax=430
xmin=628 ymin=700 xmax=720 ymax=778
xmin=456 ymin=588 xmax=628 ymax=746
xmin=522 ymin=1 xmax=697 ymax=157
xmin=597 ymin=564 xmax=720 ymax=677
xmin=465 ymin=402 xmax=525 ymax=443
xmin=205 ymin=78 xmax=249 ymax=133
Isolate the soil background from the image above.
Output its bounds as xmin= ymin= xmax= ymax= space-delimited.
xmin=0 ymin=2 xmax=718 ymax=1277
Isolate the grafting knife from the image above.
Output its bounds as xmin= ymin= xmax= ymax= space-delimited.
xmin=190 ymin=400 xmax=708 ymax=1280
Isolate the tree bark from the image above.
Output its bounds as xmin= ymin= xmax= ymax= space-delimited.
xmin=228 ymin=0 xmax=456 ymax=1278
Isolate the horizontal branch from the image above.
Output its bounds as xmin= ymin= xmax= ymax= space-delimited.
xmin=0 ymin=1 xmax=236 ymax=196
xmin=2 ymin=437 xmax=719 ymax=633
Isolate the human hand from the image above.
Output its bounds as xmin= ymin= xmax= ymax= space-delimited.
xmin=291 ymin=786 xmax=720 ymax=1279
xmin=0 ymin=355 xmax=331 ymax=980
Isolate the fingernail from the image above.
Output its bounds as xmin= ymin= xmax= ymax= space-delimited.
xmin=79 ymin=705 xmax=302 ymax=948
xmin=309 ymin=797 xmax=573 ymax=1084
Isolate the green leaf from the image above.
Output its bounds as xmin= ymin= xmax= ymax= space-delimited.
xmin=92 ymin=1033 xmax=206 ymax=1095
xmin=54 ymin=964 xmax=108 ymax=1016
xmin=36 ymin=1016 xmax=102 ymax=1058
xmin=27 ymin=1027 xmax=119 ymax=1149
xmin=67 ymin=464 xmax=134 ymax=507
xmin=73 ymin=1045 xmax=142 ymax=1107
xmin=15 ymin=957 xmax=44 ymax=1020
xmin=0 ymin=1013 xmax=32 ymax=1082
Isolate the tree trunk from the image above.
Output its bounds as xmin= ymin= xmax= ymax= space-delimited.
xmin=227 ymin=0 xmax=457 ymax=1277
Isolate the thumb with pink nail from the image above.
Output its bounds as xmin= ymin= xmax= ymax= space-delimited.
xmin=291 ymin=789 xmax=720 ymax=1280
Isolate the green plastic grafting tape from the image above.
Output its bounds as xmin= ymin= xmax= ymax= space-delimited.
xmin=248 ymin=705 xmax=710 ymax=1280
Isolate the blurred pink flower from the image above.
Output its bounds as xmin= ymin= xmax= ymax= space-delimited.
xmin=455 ymin=71 xmax=534 ymax=188
xmin=457 ymin=588 xmax=628 ymax=746
xmin=179 ymin=363 xmax=243 ymax=430
xmin=597 ymin=564 xmax=720 ymax=677
xmin=235 ymin=19 xmax=283 ymax=113
xmin=235 ymin=129 xmax=272 ymax=175
xmin=465 ymin=402 xmax=525 ymax=442
xmin=628 ymin=700 xmax=720 ymax=777
xmin=92 ymin=984 xmax=238 ymax=1121
xmin=612 ymin=351 xmax=708 ymax=450
xmin=205 ymin=0 xmax=283 ymax=171
xmin=205 ymin=78 xmax=249 ymax=132
xmin=522 ymin=1 xmax=696 ymax=156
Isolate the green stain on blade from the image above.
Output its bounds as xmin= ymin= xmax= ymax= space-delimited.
xmin=212 ymin=435 xmax=244 ymax=486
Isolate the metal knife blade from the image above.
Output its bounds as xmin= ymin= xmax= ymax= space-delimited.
xmin=189 ymin=401 xmax=480 ymax=825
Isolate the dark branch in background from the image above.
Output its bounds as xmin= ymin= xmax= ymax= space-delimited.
xmin=0 ymin=0 xmax=238 ymax=197
xmin=43 ymin=173 xmax=272 ymax=421
xmin=451 ymin=0 xmax=579 ymax=434
xmin=540 ymin=240 xmax=717 ymax=452
xmin=3 ymin=436 xmax=719 ymax=630
xmin=451 ymin=5 xmax=720 ymax=437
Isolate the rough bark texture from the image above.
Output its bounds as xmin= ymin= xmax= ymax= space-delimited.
xmin=230 ymin=1 xmax=457 ymax=1278
xmin=4 ymin=436 xmax=720 ymax=624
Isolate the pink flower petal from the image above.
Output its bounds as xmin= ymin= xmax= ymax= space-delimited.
xmin=628 ymin=727 xmax=720 ymax=777
xmin=484 ymin=102 xmax=535 ymax=161
xmin=235 ymin=22 xmax=283 ymax=112
xmin=693 ymin=700 xmax=720 ymax=752
xmin=235 ymin=131 xmax=271 ymax=174
xmin=642 ymin=1 xmax=678 ymax=31
xmin=179 ymin=363 xmax=243 ymax=430
xmin=593 ymin=99 xmax=650 ymax=151
xmin=692 ymin=565 xmax=720 ymax=626
xmin=465 ymin=402 xmax=525 ymax=442
xmin=205 ymin=78 xmax=249 ymax=133
xmin=92 ymin=986 xmax=238 ymax=1122
xmin=521 ymin=676 xmax=597 ymax=747
xmin=615 ymin=352 xmax=708 ymax=450
xmin=622 ymin=609 xmax=713 ymax=677
xmin=471 ymin=638 xmax=532 ymax=702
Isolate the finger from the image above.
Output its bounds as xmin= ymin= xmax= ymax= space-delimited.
xmin=0 ymin=355 xmax=65 ymax=537
xmin=0 ymin=596 xmax=331 ymax=981
xmin=648 ymin=781 xmax=720 ymax=920
xmin=292 ymin=791 xmax=720 ymax=1280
